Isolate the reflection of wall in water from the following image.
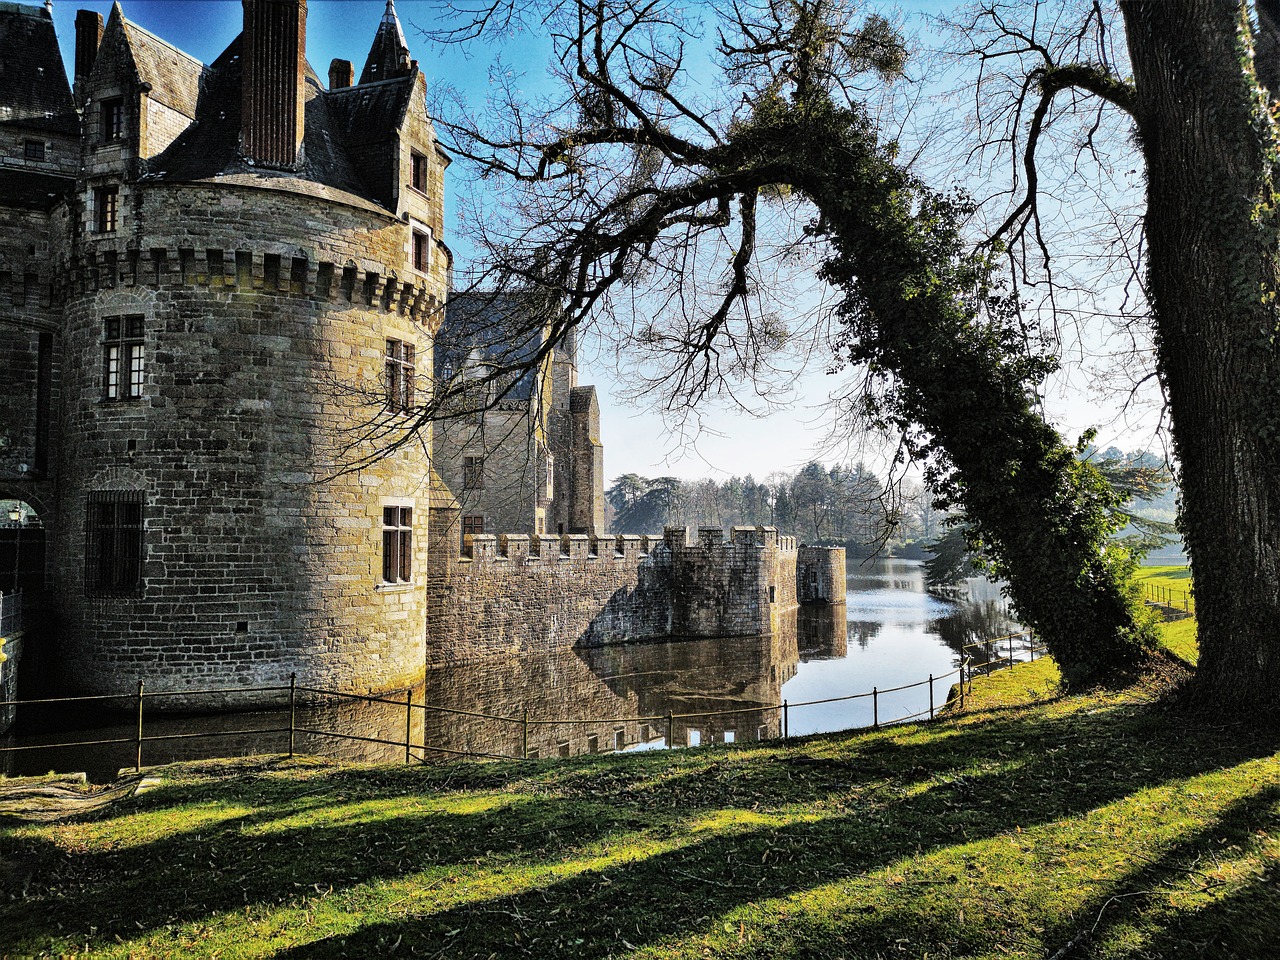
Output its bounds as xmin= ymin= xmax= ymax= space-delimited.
xmin=420 ymin=606 xmax=823 ymax=757
xmin=797 ymin=604 xmax=848 ymax=661
xmin=848 ymin=620 xmax=883 ymax=650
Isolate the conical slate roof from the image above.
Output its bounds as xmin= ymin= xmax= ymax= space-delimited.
xmin=359 ymin=0 xmax=411 ymax=84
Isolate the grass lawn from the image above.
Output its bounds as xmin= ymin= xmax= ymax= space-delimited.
xmin=1 ymin=621 xmax=1275 ymax=959
xmin=1136 ymin=566 xmax=1198 ymax=664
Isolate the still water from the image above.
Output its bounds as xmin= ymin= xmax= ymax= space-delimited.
xmin=6 ymin=559 xmax=1021 ymax=781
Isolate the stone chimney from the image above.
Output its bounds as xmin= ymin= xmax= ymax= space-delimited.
xmin=328 ymin=58 xmax=352 ymax=90
xmin=74 ymin=9 xmax=103 ymax=99
xmin=241 ymin=0 xmax=307 ymax=168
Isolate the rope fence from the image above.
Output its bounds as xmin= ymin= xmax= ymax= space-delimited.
xmin=0 ymin=631 xmax=1042 ymax=772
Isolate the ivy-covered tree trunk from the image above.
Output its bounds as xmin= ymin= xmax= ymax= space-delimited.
xmin=783 ymin=132 xmax=1158 ymax=688
xmin=1123 ymin=1 xmax=1280 ymax=717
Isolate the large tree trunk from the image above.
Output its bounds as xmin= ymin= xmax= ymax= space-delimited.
xmin=1123 ymin=0 xmax=1280 ymax=717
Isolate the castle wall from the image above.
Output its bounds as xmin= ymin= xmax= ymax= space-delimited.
xmin=51 ymin=181 xmax=445 ymax=703
xmin=427 ymin=525 xmax=802 ymax=666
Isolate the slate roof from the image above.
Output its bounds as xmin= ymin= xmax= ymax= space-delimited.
xmin=359 ymin=0 xmax=411 ymax=85
xmin=118 ymin=16 xmax=204 ymax=118
xmin=0 ymin=2 xmax=74 ymax=125
xmin=438 ymin=293 xmax=549 ymax=402
xmin=0 ymin=168 xmax=73 ymax=211
xmin=325 ymin=75 xmax=413 ymax=151
xmin=143 ymin=35 xmax=379 ymax=201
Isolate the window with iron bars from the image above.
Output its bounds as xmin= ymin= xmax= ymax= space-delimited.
xmin=385 ymin=339 xmax=414 ymax=413
xmin=86 ymin=490 xmax=144 ymax=596
xmin=382 ymin=505 xmax=413 ymax=583
xmin=103 ymin=315 xmax=144 ymax=400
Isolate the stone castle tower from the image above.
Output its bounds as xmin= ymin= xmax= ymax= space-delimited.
xmin=0 ymin=0 xmax=452 ymax=701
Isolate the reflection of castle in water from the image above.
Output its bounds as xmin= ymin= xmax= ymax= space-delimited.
xmin=6 ymin=605 xmax=847 ymax=779
xmin=423 ymin=604 xmax=846 ymax=758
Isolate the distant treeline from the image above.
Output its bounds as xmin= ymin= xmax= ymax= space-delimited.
xmin=606 ymin=463 xmax=942 ymax=549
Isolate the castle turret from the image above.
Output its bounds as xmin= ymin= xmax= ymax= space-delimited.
xmin=240 ymin=0 xmax=306 ymax=167
xmin=359 ymin=0 xmax=411 ymax=84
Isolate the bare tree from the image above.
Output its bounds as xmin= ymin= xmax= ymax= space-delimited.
xmin=417 ymin=0 xmax=1161 ymax=688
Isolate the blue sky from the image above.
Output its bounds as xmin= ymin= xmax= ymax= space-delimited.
xmin=44 ymin=0 xmax=1154 ymax=482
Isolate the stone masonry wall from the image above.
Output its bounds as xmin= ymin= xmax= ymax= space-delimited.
xmin=798 ymin=545 xmax=847 ymax=604
xmin=52 ymin=180 xmax=445 ymax=704
xmin=427 ymin=525 xmax=801 ymax=666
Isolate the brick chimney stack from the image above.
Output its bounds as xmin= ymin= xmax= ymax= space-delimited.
xmin=241 ymin=0 xmax=307 ymax=168
xmin=328 ymin=58 xmax=352 ymax=90
xmin=73 ymin=9 xmax=103 ymax=101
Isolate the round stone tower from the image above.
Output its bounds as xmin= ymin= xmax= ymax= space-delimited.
xmin=49 ymin=0 xmax=449 ymax=704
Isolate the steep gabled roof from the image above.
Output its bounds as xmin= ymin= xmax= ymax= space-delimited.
xmin=438 ymin=293 xmax=549 ymax=403
xmin=144 ymin=36 xmax=370 ymax=199
xmin=324 ymin=74 xmax=414 ymax=147
xmin=0 ymin=2 xmax=73 ymax=125
xmin=118 ymin=14 xmax=205 ymax=117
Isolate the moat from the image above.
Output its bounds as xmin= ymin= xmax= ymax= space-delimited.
xmin=5 ymin=559 xmax=1021 ymax=781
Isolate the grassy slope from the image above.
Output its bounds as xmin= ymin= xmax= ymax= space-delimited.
xmin=1 ymin=624 xmax=1275 ymax=959
xmin=1135 ymin=566 xmax=1198 ymax=664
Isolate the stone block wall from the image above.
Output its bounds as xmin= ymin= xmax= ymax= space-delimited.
xmin=427 ymin=525 xmax=804 ymax=666
xmin=50 ymin=181 xmax=446 ymax=704
xmin=798 ymin=545 xmax=847 ymax=604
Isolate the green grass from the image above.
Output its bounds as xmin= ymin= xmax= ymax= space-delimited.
xmin=3 ymin=625 xmax=1275 ymax=959
xmin=1137 ymin=565 xmax=1198 ymax=665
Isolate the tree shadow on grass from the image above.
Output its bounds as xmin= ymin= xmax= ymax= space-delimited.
xmin=1 ymin=697 xmax=1274 ymax=957
xmin=275 ymin=707 xmax=1280 ymax=958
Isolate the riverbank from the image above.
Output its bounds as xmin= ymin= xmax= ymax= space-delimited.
xmin=1 ymin=617 xmax=1276 ymax=958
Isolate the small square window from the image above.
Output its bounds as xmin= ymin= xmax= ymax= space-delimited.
xmin=24 ymin=140 xmax=45 ymax=161
xmin=461 ymin=514 xmax=484 ymax=546
xmin=102 ymin=97 xmax=124 ymax=142
xmin=95 ymin=185 xmax=119 ymax=233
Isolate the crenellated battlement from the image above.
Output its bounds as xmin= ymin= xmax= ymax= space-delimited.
xmin=455 ymin=525 xmax=798 ymax=569
xmin=55 ymin=245 xmax=446 ymax=330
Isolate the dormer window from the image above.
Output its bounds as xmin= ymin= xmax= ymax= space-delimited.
xmin=102 ymin=97 xmax=124 ymax=143
xmin=24 ymin=140 xmax=45 ymax=161
xmin=410 ymin=151 xmax=428 ymax=193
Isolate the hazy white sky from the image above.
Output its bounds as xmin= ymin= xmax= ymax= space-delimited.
xmin=50 ymin=0 xmax=1160 ymax=481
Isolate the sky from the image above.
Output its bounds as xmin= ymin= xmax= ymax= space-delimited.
xmin=45 ymin=0 xmax=1159 ymax=483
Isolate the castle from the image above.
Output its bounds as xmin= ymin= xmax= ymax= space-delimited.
xmin=0 ymin=0 xmax=842 ymax=708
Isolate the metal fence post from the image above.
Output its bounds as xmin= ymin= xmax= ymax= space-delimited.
xmin=405 ymin=689 xmax=413 ymax=765
xmin=960 ymin=661 xmax=966 ymax=709
xmin=135 ymin=679 xmax=144 ymax=772
xmin=928 ymin=674 xmax=934 ymax=720
xmin=666 ymin=711 xmax=674 ymax=749
xmin=872 ymin=687 xmax=879 ymax=730
xmin=1009 ymin=634 xmax=1014 ymax=665
xmin=783 ymin=700 xmax=789 ymax=741
xmin=522 ymin=708 xmax=529 ymax=760
xmin=288 ymin=673 xmax=296 ymax=758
